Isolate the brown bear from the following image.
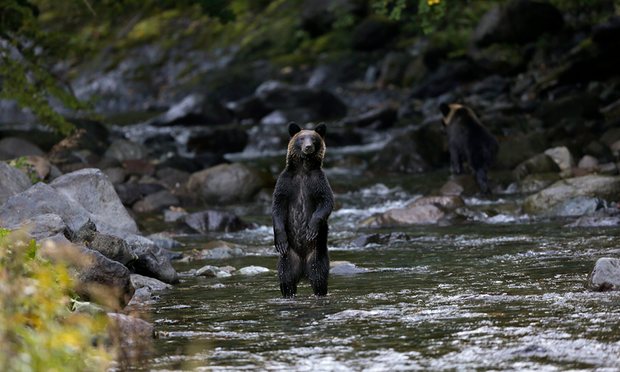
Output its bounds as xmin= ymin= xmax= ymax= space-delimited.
xmin=439 ymin=103 xmax=499 ymax=194
xmin=272 ymin=122 xmax=334 ymax=297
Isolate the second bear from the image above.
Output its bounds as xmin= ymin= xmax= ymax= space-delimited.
xmin=272 ymin=122 xmax=334 ymax=297
xmin=439 ymin=103 xmax=499 ymax=194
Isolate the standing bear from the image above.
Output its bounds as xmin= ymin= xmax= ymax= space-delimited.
xmin=439 ymin=103 xmax=499 ymax=194
xmin=272 ymin=122 xmax=334 ymax=297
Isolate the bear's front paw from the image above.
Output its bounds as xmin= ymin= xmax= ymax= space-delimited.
xmin=275 ymin=235 xmax=289 ymax=255
xmin=306 ymin=224 xmax=319 ymax=242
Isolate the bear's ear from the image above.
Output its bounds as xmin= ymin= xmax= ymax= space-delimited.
xmin=288 ymin=122 xmax=301 ymax=137
xmin=314 ymin=123 xmax=326 ymax=138
xmin=439 ymin=103 xmax=451 ymax=117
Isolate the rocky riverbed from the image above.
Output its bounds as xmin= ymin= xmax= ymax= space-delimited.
xmin=1 ymin=0 xmax=620 ymax=368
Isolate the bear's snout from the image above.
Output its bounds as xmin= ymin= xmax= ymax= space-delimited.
xmin=302 ymin=144 xmax=315 ymax=154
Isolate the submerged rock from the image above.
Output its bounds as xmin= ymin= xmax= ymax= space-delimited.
xmin=238 ymin=266 xmax=270 ymax=276
xmin=130 ymin=274 xmax=172 ymax=292
xmin=589 ymin=258 xmax=620 ymax=291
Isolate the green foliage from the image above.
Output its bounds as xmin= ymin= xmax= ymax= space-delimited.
xmin=0 ymin=229 xmax=112 ymax=371
xmin=8 ymin=156 xmax=42 ymax=184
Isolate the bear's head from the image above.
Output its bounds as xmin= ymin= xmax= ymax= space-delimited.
xmin=286 ymin=122 xmax=326 ymax=167
xmin=439 ymin=103 xmax=480 ymax=129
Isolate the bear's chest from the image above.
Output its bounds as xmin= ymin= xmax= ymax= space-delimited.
xmin=288 ymin=175 xmax=318 ymax=224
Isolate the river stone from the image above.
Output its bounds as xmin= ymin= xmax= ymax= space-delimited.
xmin=513 ymin=154 xmax=560 ymax=181
xmin=133 ymin=190 xmax=180 ymax=213
xmin=6 ymin=213 xmax=66 ymax=241
xmin=0 ymin=161 xmax=31 ymax=206
xmin=330 ymin=261 xmax=368 ymax=275
xmin=196 ymin=265 xmax=220 ymax=277
xmin=578 ymin=155 xmax=599 ymax=170
xmin=238 ymin=266 xmax=269 ymax=276
xmin=40 ymin=234 xmax=134 ymax=310
xmin=523 ymin=175 xmax=620 ymax=214
xmin=123 ymin=235 xmax=179 ymax=284
xmin=183 ymin=210 xmax=249 ymax=234
xmin=107 ymin=313 xmax=154 ymax=354
xmin=407 ymin=195 xmax=465 ymax=210
xmin=130 ymin=274 xmax=172 ymax=292
xmin=197 ymin=241 xmax=245 ymax=260
xmin=439 ymin=176 xmax=480 ymax=197
xmin=146 ymin=232 xmax=182 ymax=250
xmin=102 ymin=167 xmax=127 ymax=185
xmin=568 ymin=215 xmax=620 ymax=227
xmin=544 ymin=147 xmax=574 ymax=172
xmin=551 ymin=197 xmax=604 ymax=217
xmin=50 ymin=168 xmax=138 ymax=234
xmin=360 ymin=204 xmax=444 ymax=227
xmin=589 ymin=258 xmax=620 ymax=291
xmin=186 ymin=163 xmax=267 ymax=204
xmin=104 ymin=139 xmax=149 ymax=162
xmin=518 ymin=173 xmax=561 ymax=194
xmin=150 ymin=93 xmax=232 ymax=126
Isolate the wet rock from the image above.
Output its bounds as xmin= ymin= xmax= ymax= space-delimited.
xmin=107 ymin=313 xmax=154 ymax=353
xmin=544 ymin=147 xmax=575 ymax=172
xmin=351 ymin=16 xmax=398 ymax=51
xmin=40 ymin=235 xmax=134 ymax=310
xmin=186 ymin=163 xmax=269 ymax=204
xmin=128 ymin=238 xmax=179 ymax=284
xmin=523 ymin=175 xmax=620 ymax=214
xmin=360 ymin=204 xmax=444 ymax=227
xmin=164 ymin=207 xmax=188 ymax=223
xmin=578 ymin=155 xmax=599 ymax=170
xmin=568 ymin=214 xmax=620 ymax=227
xmin=330 ymin=261 xmax=368 ymax=275
xmin=0 ymin=137 xmax=45 ymax=160
xmin=513 ymin=154 xmax=560 ymax=181
xmin=133 ymin=190 xmax=180 ymax=213
xmin=196 ymin=265 xmax=232 ymax=278
xmin=518 ymin=173 xmax=561 ymax=194
xmin=588 ymin=258 xmax=620 ymax=291
xmin=238 ymin=266 xmax=269 ymax=276
xmin=155 ymin=167 xmax=190 ymax=190
xmin=472 ymin=0 xmax=563 ymax=47
xmin=255 ymin=80 xmax=347 ymax=120
xmin=151 ymin=93 xmax=232 ymax=126
xmin=130 ymin=274 xmax=172 ymax=292
xmin=71 ymin=220 xmax=137 ymax=265
xmin=551 ymin=197 xmax=605 ymax=217
xmin=0 ymin=161 xmax=31 ymax=206
xmin=182 ymin=210 xmax=249 ymax=234
xmin=104 ymin=139 xmax=149 ymax=162
xmin=342 ymin=105 xmax=398 ymax=130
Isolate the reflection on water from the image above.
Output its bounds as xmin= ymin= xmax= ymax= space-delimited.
xmin=148 ymin=220 xmax=620 ymax=370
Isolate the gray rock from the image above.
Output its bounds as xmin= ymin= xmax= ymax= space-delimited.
xmin=568 ymin=215 xmax=620 ymax=227
xmin=164 ymin=208 xmax=188 ymax=222
xmin=150 ymin=93 xmax=232 ymax=126
xmin=130 ymin=274 xmax=172 ymax=292
xmin=238 ymin=266 xmax=269 ymax=276
xmin=551 ymin=197 xmax=605 ymax=217
xmin=544 ymin=147 xmax=574 ymax=172
xmin=589 ymin=258 xmax=620 ymax=291
xmin=0 ymin=161 xmax=31 ymax=206
xmin=186 ymin=163 xmax=268 ymax=204
xmin=146 ymin=232 xmax=182 ymax=250
xmin=0 ymin=137 xmax=45 ymax=160
xmin=360 ymin=204 xmax=445 ymax=227
xmin=407 ymin=196 xmax=465 ymax=210
xmin=102 ymin=167 xmax=127 ymax=185
xmin=183 ymin=210 xmax=249 ymax=234
xmin=578 ymin=155 xmax=599 ymax=170
xmin=195 ymin=265 xmax=220 ymax=277
xmin=125 ymin=235 xmax=179 ymax=284
xmin=50 ymin=168 xmax=138 ymax=234
xmin=107 ymin=313 xmax=154 ymax=352
xmin=133 ymin=190 xmax=179 ymax=213
xmin=330 ymin=261 xmax=368 ymax=275
xmin=343 ymin=105 xmax=398 ymax=130
xmin=40 ymin=235 xmax=134 ymax=310
xmin=104 ymin=139 xmax=149 ymax=162
xmin=513 ymin=154 xmax=560 ymax=181
xmin=523 ymin=175 xmax=620 ymax=214
xmin=9 ymin=213 xmax=67 ymax=241
xmin=197 ymin=241 xmax=245 ymax=259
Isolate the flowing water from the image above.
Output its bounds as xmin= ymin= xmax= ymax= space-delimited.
xmin=141 ymin=164 xmax=620 ymax=371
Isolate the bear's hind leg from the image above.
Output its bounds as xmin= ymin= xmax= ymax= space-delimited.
xmin=474 ymin=167 xmax=491 ymax=194
xmin=278 ymin=251 xmax=302 ymax=298
xmin=306 ymin=251 xmax=329 ymax=297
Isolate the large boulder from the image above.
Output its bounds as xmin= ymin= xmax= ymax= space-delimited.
xmin=359 ymin=204 xmax=445 ymax=227
xmin=472 ymin=0 xmax=563 ymax=47
xmin=40 ymin=235 xmax=134 ymax=310
xmin=0 ymin=137 xmax=45 ymax=160
xmin=523 ymin=175 xmax=620 ymax=214
xmin=0 ymin=161 xmax=31 ymax=206
xmin=186 ymin=163 xmax=270 ymax=204
xmin=104 ymin=139 xmax=149 ymax=162
xmin=50 ymin=168 xmax=138 ymax=234
xmin=588 ymin=257 xmax=620 ymax=291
